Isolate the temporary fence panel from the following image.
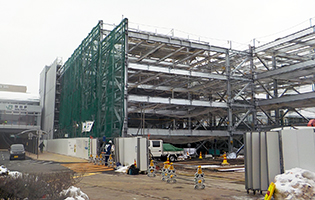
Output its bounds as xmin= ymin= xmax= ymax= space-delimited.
xmin=245 ymin=131 xmax=279 ymax=193
xmin=115 ymin=137 xmax=148 ymax=172
xmin=244 ymin=132 xmax=252 ymax=190
xmin=67 ymin=139 xmax=76 ymax=156
xmin=259 ymin=132 xmax=268 ymax=191
xmin=281 ymin=128 xmax=315 ymax=172
xmin=45 ymin=137 xmax=95 ymax=159
xmin=251 ymin=132 xmax=260 ymax=190
xmin=245 ymin=128 xmax=315 ymax=193
xmin=265 ymin=131 xmax=281 ymax=184
xmin=138 ymin=137 xmax=148 ymax=171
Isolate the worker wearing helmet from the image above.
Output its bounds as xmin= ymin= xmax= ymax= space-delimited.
xmin=105 ymin=140 xmax=112 ymax=166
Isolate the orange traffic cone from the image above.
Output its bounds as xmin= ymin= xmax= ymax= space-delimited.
xmin=221 ymin=152 xmax=229 ymax=165
xmin=199 ymin=152 xmax=203 ymax=159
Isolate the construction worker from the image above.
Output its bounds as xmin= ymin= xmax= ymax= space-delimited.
xmin=104 ymin=140 xmax=112 ymax=166
xmin=39 ymin=141 xmax=45 ymax=153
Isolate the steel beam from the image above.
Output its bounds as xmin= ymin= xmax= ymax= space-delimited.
xmin=128 ymin=63 xmax=251 ymax=81
xmin=137 ymin=43 xmax=165 ymax=61
xmin=255 ymin=60 xmax=315 ymax=79
xmin=157 ymin=46 xmax=185 ymax=62
xmin=127 ymin=128 xmax=236 ymax=137
xmin=128 ymin=94 xmax=228 ymax=108
xmin=233 ymin=109 xmax=252 ymax=130
xmin=128 ymin=83 xmax=189 ymax=93
xmin=254 ymin=26 xmax=315 ymax=53
xmin=128 ymin=30 xmax=228 ymax=54
xmin=129 ymin=62 xmax=227 ymax=80
xmin=257 ymin=91 xmax=315 ymax=106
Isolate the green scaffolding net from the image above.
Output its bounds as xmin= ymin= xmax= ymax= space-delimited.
xmin=57 ymin=18 xmax=127 ymax=139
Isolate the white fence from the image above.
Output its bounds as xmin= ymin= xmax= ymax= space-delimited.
xmin=245 ymin=127 xmax=315 ymax=193
xmin=44 ymin=137 xmax=97 ymax=160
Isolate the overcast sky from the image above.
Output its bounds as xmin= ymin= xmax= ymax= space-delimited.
xmin=1 ymin=0 xmax=315 ymax=95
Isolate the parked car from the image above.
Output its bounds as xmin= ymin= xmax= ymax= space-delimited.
xmin=9 ymin=144 xmax=25 ymax=160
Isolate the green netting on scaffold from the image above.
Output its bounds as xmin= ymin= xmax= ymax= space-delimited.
xmin=57 ymin=18 xmax=127 ymax=139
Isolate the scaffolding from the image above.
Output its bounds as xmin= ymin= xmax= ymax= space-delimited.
xmin=54 ymin=18 xmax=315 ymax=151
xmin=57 ymin=19 xmax=127 ymax=139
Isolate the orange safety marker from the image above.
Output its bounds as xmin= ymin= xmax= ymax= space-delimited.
xmin=221 ymin=152 xmax=229 ymax=165
xmin=199 ymin=152 xmax=203 ymax=159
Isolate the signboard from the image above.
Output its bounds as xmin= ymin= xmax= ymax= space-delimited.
xmin=82 ymin=121 xmax=94 ymax=132
xmin=5 ymin=104 xmax=28 ymax=111
xmin=0 ymin=84 xmax=26 ymax=93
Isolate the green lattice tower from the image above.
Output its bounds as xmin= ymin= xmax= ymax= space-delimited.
xmin=57 ymin=19 xmax=127 ymax=139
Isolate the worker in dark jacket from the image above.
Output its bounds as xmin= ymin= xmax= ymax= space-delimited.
xmin=39 ymin=142 xmax=45 ymax=153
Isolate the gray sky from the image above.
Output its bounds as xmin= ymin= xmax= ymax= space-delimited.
xmin=1 ymin=0 xmax=315 ymax=95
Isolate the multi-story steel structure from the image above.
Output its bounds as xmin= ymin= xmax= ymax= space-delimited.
xmin=41 ymin=18 xmax=315 ymax=151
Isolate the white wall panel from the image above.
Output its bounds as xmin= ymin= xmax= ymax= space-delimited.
xmin=245 ymin=132 xmax=252 ymax=189
xmin=281 ymin=129 xmax=299 ymax=170
xmin=115 ymin=137 xmax=148 ymax=171
xmin=281 ymin=129 xmax=315 ymax=172
xmin=75 ymin=138 xmax=89 ymax=159
xmin=46 ymin=137 xmax=94 ymax=160
xmin=123 ymin=137 xmax=137 ymax=166
xmin=139 ymin=138 xmax=148 ymax=171
xmin=297 ymin=129 xmax=315 ymax=172
xmin=252 ymin=132 xmax=260 ymax=190
xmin=41 ymin=60 xmax=58 ymax=139
xmin=260 ymin=132 xmax=268 ymax=191
xmin=266 ymin=131 xmax=281 ymax=183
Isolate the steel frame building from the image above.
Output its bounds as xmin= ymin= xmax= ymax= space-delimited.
xmin=48 ymin=18 xmax=315 ymax=151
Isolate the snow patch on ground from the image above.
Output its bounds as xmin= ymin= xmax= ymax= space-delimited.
xmin=115 ymin=164 xmax=132 ymax=173
xmin=60 ymin=186 xmax=89 ymax=200
xmin=8 ymin=171 xmax=23 ymax=178
xmin=0 ymin=165 xmax=22 ymax=178
xmin=0 ymin=165 xmax=8 ymax=175
xmin=1 ymin=165 xmax=89 ymax=200
xmin=227 ymin=152 xmax=236 ymax=159
xmin=274 ymin=167 xmax=315 ymax=199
